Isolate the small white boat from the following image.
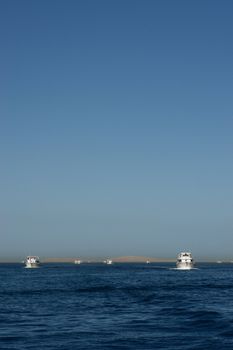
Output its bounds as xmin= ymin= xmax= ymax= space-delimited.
xmin=25 ymin=256 xmax=40 ymax=268
xmin=106 ymin=259 xmax=113 ymax=265
xmin=74 ymin=259 xmax=81 ymax=264
xmin=176 ymin=252 xmax=194 ymax=270
xmin=146 ymin=260 xmax=150 ymax=264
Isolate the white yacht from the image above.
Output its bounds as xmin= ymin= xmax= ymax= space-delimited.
xmin=74 ymin=259 xmax=81 ymax=264
xmin=106 ymin=259 xmax=113 ymax=265
xmin=176 ymin=252 xmax=194 ymax=270
xmin=25 ymin=256 xmax=40 ymax=268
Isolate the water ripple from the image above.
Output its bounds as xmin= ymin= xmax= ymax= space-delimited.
xmin=0 ymin=263 xmax=233 ymax=349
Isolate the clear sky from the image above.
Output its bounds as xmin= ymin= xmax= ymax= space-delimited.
xmin=1 ymin=0 xmax=232 ymax=260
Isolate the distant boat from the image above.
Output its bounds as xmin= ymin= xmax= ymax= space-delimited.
xmin=74 ymin=259 xmax=81 ymax=264
xmin=176 ymin=252 xmax=194 ymax=270
xmin=146 ymin=260 xmax=150 ymax=264
xmin=217 ymin=260 xmax=222 ymax=264
xmin=105 ymin=259 xmax=113 ymax=265
xmin=25 ymin=256 xmax=40 ymax=268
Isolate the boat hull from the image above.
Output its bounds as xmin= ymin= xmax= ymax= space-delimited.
xmin=176 ymin=262 xmax=194 ymax=270
xmin=176 ymin=265 xmax=193 ymax=270
xmin=25 ymin=263 xmax=40 ymax=268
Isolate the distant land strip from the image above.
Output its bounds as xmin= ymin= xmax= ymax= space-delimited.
xmin=41 ymin=256 xmax=175 ymax=263
xmin=1 ymin=256 xmax=230 ymax=263
xmin=0 ymin=256 xmax=175 ymax=263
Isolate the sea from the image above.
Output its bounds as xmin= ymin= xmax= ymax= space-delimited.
xmin=0 ymin=263 xmax=233 ymax=350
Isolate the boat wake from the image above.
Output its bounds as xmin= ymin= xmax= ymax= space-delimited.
xmin=169 ymin=267 xmax=199 ymax=270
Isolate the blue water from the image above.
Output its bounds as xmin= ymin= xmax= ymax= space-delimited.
xmin=0 ymin=263 xmax=233 ymax=349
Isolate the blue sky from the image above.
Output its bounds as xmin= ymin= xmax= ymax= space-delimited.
xmin=1 ymin=0 xmax=232 ymax=260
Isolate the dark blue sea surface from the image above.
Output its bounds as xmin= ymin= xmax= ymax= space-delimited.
xmin=0 ymin=263 xmax=233 ymax=349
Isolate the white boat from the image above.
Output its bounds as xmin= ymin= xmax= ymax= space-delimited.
xmin=146 ymin=260 xmax=150 ymax=264
xmin=176 ymin=252 xmax=194 ymax=270
xmin=74 ymin=259 xmax=81 ymax=264
xmin=25 ymin=256 xmax=40 ymax=268
xmin=106 ymin=259 xmax=113 ymax=265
